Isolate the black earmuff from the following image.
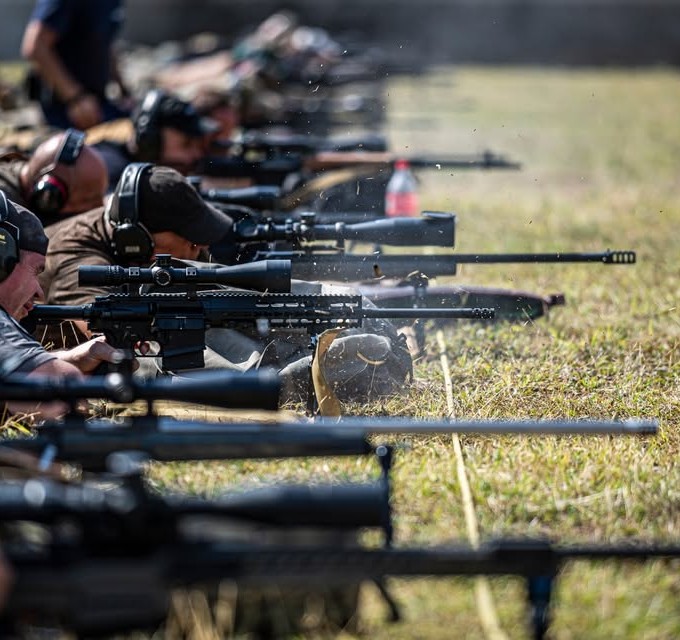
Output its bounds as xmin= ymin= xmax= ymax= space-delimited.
xmin=109 ymin=162 xmax=155 ymax=264
xmin=134 ymin=90 xmax=165 ymax=162
xmin=0 ymin=191 xmax=20 ymax=282
xmin=29 ymin=128 xmax=86 ymax=217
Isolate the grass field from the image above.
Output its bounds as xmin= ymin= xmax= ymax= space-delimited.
xmin=8 ymin=65 xmax=680 ymax=638
xmin=140 ymin=67 xmax=680 ymax=638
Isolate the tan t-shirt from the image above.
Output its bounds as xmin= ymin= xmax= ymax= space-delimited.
xmin=41 ymin=207 xmax=114 ymax=306
xmin=0 ymin=159 xmax=27 ymax=207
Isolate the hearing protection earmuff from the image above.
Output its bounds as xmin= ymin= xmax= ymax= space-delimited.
xmin=134 ymin=90 xmax=165 ymax=162
xmin=108 ymin=162 xmax=155 ymax=264
xmin=0 ymin=191 xmax=20 ymax=282
xmin=29 ymin=128 xmax=86 ymax=217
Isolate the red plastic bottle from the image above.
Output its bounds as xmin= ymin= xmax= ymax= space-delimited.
xmin=384 ymin=159 xmax=419 ymax=218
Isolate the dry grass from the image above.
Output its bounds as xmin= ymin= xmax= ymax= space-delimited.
xmin=8 ymin=65 xmax=680 ymax=637
xmin=150 ymin=66 xmax=680 ymax=638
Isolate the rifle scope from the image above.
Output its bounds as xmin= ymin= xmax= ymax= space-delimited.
xmin=231 ymin=212 xmax=455 ymax=248
xmin=79 ymin=256 xmax=292 ymax=293
xmin=0 ymin=369 xmax=281 ymax=411
xmin=0 ymin=479 xmax=388 ymax=530
xmin=199 ymin=185 xmax=282 ymax=210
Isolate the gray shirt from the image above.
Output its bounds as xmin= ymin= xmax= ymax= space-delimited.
xmin=0 ymin=306 xmax=57 ymax=375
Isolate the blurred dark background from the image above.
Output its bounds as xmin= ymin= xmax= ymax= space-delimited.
xmin=1 ymin=0 xmax=679 ymax=65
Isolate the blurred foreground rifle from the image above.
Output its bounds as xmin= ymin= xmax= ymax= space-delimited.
xmin=1 ymin=470 xmax=677 ymax=640
xmin=0 ymin=377 xmax=667 ymax=639
xmin=28 ymin=258 xmax=493 ymax=371
xmin=0 ymin=370 xmax=655 ymax=470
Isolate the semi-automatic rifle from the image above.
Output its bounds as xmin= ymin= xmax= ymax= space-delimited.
xmin=28 ymin=261 xmax=494 ymax=371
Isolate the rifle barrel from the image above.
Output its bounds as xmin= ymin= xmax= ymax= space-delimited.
xmin=362 ymin=307 xmax=494 ymax=320
xmin=448 ymin=250 xmax=636 ymax=264
xmin=285 ymin=250 xmax=636 ymax=282
xmin=2 ymin=416 xmax=656 ymax=471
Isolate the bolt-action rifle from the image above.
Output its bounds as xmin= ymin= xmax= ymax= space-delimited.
xmin=211 ymin=130 xmax=390 ymax=155
xmin=0 ymin=372 xmax=657 ymax=472
xmin=197 ymin=149 xmax=520 ymax=185
xmin=0 ymin=377 xmax=655 ymax=471
xmin=210 ymin=210 xmax=635 ymax=274
xmin=247 ymin=247 xmax=636 ymax=282
xmin=192 ymin=209 xmax=631 ymax=321
xmin=0 ymin=368 xmax=281 ymax=412
xmin=28 ymin=261 xmax=494 ymax=371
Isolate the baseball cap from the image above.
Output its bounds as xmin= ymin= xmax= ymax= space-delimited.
xmin=136 ymin=166 xmax=232 ymax=244
xmin=3 ymin=197 xmax=49 ymax=255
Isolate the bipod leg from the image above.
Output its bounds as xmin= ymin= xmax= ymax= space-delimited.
xmin=372 ymin=444 xmax=401 ymax=622
xmin=408 ymin=272 xmax=430 ymax=356
xmin=375 ymin=445 xmax=394 ymax=547
xmin=373 ymin=579 xmax=402 ymax=623
xmin=306 ymin=335 xmax=319 ymax=417
xmin=527 ymin=574 xmax=555 ymax=640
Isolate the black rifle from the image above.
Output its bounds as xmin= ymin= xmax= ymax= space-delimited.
xmin=248 ymin=249 xmax=637 ymax=282
xmin=28 ymin=290 xmax=494 ymax=371
xmin=1 ymin=472 xmax=677 ymax=640
xmin=212 ymin=130 xmax=390 ymax=155
xmin=1 ymin=414 xmax=656 ymax=473
xmin=0 ymin=376 xmax=666 ymax=639
xmin=0 ymin=373 xmax=655 ymax=471
xmin=197 ymin=150 xmax=520 ymax=185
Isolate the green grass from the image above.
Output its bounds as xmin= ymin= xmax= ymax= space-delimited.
xmin=12 ymin=65 xmax=680 ymax=637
